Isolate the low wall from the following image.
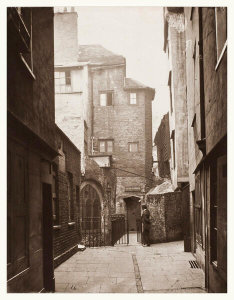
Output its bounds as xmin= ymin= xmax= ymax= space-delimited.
xmin=146 ymin=192 xmax=183 ymax=243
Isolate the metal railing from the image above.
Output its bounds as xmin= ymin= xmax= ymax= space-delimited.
xmin=81 ymin=217 xmax=105 ymax=247
xmin=111 ymin=214 xmax=129 ymax=246
xmin=136 ymin=218 xmax=142 ymax=243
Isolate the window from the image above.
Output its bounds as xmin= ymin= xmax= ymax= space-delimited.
xmin=128 ymin=142 xmax=139 ymax=152
xmin=55 ymin=71 xmax=72 ymax=93
xmin=130 ymin=93 xmax=137 ymax=105
xmin=99 ymin=140 xmax=113 ymax=153
xmin=210 ymin=159 xmax=218 ymax=264
xmin=100 ymin=92 xmax=113 ymax=106
xmin=52 ymin=164 xmax=59 ymax=225
xmin=171 ymin=130 xmax=176 ymax=168
xmin=81 ymin=184 xmax=101 ymax=230
xmin=76 ymin=186 xmax=80 ymax=217
xmin=168 ymin=71 xmax=173 ymax=113
xmin=215 ymin=7 xmax=227 ymax=63
xmin=8 ymin=8 xmax=34 ymax=77
xmin=195 ymin=172 xmax=203 ymax=246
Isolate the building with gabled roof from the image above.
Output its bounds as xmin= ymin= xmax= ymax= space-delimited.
xmin=54 ymin=7 xmax=155 ymax=240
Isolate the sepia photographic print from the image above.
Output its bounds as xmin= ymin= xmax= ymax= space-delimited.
xmin=3 ymin=0 xmax=229 ymax=294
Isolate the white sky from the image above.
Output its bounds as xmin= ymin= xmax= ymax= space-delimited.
xmin=76 ymin=6 xmax=170 ymax=136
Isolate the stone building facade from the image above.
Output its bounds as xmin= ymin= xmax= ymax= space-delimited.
xmin=154 ymin=113 xmax=171 ymax=178
xmin=164 ymin=7 xmax=227 ymax=292
xmin=54 ymin=8 xmax=155 ymax=235
xmin=53 ymin=126 xmax=81 ymax=267
xmin=7 ymin=7 xmax=56 ymax=292
xmin=54 ymin=9 xmax=117 ymax=244
xmin=164 ymin=8 xmax=189 ymax=191
xmin=91 ymin=65 xmax=155 ymax=231
xmin=185 ymin=7 xmax=227 ymax=293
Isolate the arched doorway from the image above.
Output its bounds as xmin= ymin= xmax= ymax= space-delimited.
xmin=81 ymin=183 xmax=101 ymax=230
xmin=123 ymin=196 xmax=141 ymax=231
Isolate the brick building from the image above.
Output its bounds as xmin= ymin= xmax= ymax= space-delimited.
xmin=54 ymin=8 xmax=155 ymax=235
xmin=164 ymin=7 xmax=227 ymax=292
xmin=53 ymin=125 xmax=81 ymax=267
xmin=7 ymin=7 xmax=56 ymax=292
xmin=90 ymin=59 xmax=155 ymax=231
xmin=154 ymin=113 xmax=171 ymax=178
xmin=54 ymin=8 xmax=117 ymax=245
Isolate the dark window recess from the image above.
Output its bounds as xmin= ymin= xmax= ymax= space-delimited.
xmin=210 ymin=159 xmax=217 ymax=263
xmin=52 ymin=164 xmax=59 ymax=225
xmin=195 ymin=172 xmax=202 ymax=246
xmin=100 ymin=92 xmax=113 ymax=106
xmin=65 ymin=70 xmax=71 ymax=85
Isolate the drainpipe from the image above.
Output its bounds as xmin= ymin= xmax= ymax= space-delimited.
xmin=198 ymin=7 xmax=208 ymax=290
xmin=198 ymin=8 xmax=206 ymax=143
xmin=90 ymin=69 xmax=94 ymax=155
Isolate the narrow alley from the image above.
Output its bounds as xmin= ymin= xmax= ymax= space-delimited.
xmin=55 ymin=238 xmax=206 ymax=293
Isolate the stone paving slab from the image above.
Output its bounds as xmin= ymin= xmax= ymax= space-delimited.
xmin=55 ymin=240 xmax=206 ymax=293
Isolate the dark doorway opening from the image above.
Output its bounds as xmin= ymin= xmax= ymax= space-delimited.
xmin=42 ymin=183 xmax=55 ymax=292
xmin=124 ymin=196 xmax=141 ymax=231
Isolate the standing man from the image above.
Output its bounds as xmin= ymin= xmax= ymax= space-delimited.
xmin=141 ymin=204 xmax=151 ymax=246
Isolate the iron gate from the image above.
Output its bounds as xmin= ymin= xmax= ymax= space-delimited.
xmin=81 ymin=217 xmax=105 ymax=247
xmin=111 ymin=214 xmax=129 ymax=245
xmin=136 ymin=218 xmax=142 ymax=243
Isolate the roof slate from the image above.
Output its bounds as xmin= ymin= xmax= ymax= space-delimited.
xmin=78 ymin=44 xmax=125 ymax=66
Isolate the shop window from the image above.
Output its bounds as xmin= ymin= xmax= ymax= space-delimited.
xmin=195 ymin=172 xmax=203 ymax=246
xmin=210 ymin=159 xmax=217 ymax=264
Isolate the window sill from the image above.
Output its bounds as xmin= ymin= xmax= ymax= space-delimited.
xmin=53 ymin=225 xmax=61 ymax=230
xmin=68 ymin=222 xmax=76 ymax=227
xmin=215 ymin=41 xmax=227 ymax=71
xmin=19 ymin=53 xmax=36 ymax=80
xmin=212 ymin=261 xmax=218 ymax=269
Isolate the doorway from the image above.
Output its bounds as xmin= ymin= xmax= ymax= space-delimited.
xmin=124 ymin=196 xmax=141 ymax=231
xmin=42 ymin=183 xmax=55 ymax=292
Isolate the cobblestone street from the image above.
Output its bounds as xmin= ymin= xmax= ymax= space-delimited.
xmin=55 ymin=239 xmax=206 ymax=293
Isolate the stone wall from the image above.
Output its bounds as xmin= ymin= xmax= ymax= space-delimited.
xmin=146 ymin=192 xmax=182 ymax=243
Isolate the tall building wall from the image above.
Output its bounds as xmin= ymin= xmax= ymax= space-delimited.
xmin=169 ymin=25 xmax=189 ymax=183
xmin=92 ymin=67 xmax=147 ymax=180
xmin=54 ymin=11 xmax=78 ymax=65
xmin=7 ymin=7 xmax=56 ymax=292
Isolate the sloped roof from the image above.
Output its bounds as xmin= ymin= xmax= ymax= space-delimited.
xmin=146 ymin=180 xmax=174 ymax=195
xmin=78 ymin=44 xmax=125 ymax=66
xmin=124 ymin=78 xmax=149 ymax=89
xmin=124 ymin=78 xmax=155 ymax=100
